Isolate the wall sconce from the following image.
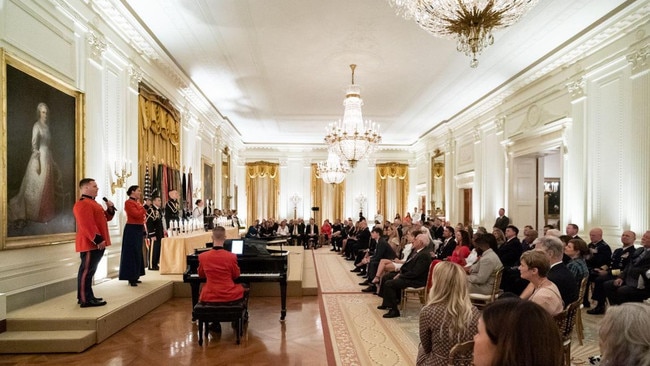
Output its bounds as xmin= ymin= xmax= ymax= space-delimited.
xmin=111 ymin=159 xmax=132 ymax=194
xmin=355 ymin=193 xmax=367 ymax=214
xmin=289 ymin=193 xmax=302 ymax=219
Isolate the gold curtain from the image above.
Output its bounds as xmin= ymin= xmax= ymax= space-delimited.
xmin=246 ymin=161 xmax=279 ymax=225
xmin=138 ymin=83 xmax=181 ymax=190
xmin=376 ymin=162 xmax=409 ymax=221
xmin=311 ymin=164 xmax=345 ymax=224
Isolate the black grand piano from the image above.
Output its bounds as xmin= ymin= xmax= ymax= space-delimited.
xmin=183 ymin=237 xmax=289 ymax=320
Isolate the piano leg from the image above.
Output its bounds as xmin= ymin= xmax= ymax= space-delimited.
xmin=190 ymin=282 xmax=200 ymax=321
xmin=280 ymin=279 xmax=287 ymax=321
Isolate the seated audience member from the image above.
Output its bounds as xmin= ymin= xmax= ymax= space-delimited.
xmin=598 ymin=303 xmax=650 ymax=366
xmin=465 ymin=233 xmax=480 ymax=268
xmin=304 ymin=218 xmax=319 ymax=249
xmin=321 ymin=219 xmax=332 ymax=245
xmin=565 ymin=238 xmax=589 ymax=283
xmin=276 ymin=219 xmax=290 ymax=237
xmin=373 ymin=229 xmax=415 ymax=285
xmin=492 ymin=227 xmax=506 ymax=248
xmin=417 ymin=262 xmax=480 ymax=366
xmin=543 ymin=224 xmax=554 ymax=235
xmin=521 ymin=229 xmax=538 ymax=252
xmin=473 ymin=298 xmax=564 ymax=366
xmin=259 ymin=219 xmax=275 ymax=237
xmin=198 ymin=226 xmax=246 ymax=304
xmin=349 ymin=219 xmax=371 ymax=263
xmin=584 ymin=227 xmax=612 ymax=307
xmin=566 ymin=223 xmax=581 ymax=239
xmin=361 ymin=227 xmax=397 ymax=293
xmin=518 ymin=250 xmax=563 ymax=315
xmin=288 ymin=218 xmax=305 ymax=246
xmin=497 ymin=225 xmax=523 ymax=268
xmin=587 ymin=230 xmax=637 ymax=314
xmin=604 ymin=230 xmax=650 ymax=306
xmin=245 ymin=220 xmax=260 ymax=238
xmin=435 ymin=226 xmax=456 ymax=260
xmin=467 ymin=234 xmax=503 ymax=295
xmin=378 ymin=233 xmax=433 ymax=318
xmin=330 ymin=218 xmax=344 ymax=252
xmin=519 ymin=235 xmax=579 ymax=306
xmin=447 ymin=229 xmax=471 ymax=266
xmin=387 ymin=223 xmax=401 ymax=255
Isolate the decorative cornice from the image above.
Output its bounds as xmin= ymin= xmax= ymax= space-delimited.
xmin=87 ymin=31 xmax=107 ymax=62
xmin=495 ymin=116 xmax=506 ymax=135
xmin=566 ymin=76 xmax=586 ymax=98
xmin=626 ymin=43 xmax=649 ymax=72
xmin=128 ymin=64 xmax=143 ymax=89
xmin=473 ymin=126 xmax=481 ymax=143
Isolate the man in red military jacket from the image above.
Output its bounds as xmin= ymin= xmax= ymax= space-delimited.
xmin=73 ymin=178 xmax=116 ymax=307
xmin=198 ymin=226 xmax=245 ymax=303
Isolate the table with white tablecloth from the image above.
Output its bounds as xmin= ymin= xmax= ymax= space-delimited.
xmin=159 ymin=227 xmax=240 ymax=274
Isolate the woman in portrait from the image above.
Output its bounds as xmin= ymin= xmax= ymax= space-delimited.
xmin=119 ymin=185 xmax=147 ymax=286
xmin=473 ymin=298 xmax=563 ymax=366
xmin=8 ymin=102 xmax=61 ymax=224
xmin=417 ymin=261 xmax=480 ymax=366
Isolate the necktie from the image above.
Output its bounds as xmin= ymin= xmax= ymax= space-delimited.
xmin=406 ymin=250 xmax=417 ymax=263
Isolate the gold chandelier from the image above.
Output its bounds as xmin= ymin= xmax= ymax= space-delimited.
xmin=324 ymin=64 xmax=382 ymax=168
xmin=387 ymin=0 xmax=539 ymax=67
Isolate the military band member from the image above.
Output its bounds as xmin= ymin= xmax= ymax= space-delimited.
xmin=147 ymin=196 xmax=165 ymax=270
xmin=165 ymin=189 xmax=181 ymax=227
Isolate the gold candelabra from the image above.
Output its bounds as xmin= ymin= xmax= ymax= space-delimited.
xmin=111 ymin=160 xmax=132 ymax=194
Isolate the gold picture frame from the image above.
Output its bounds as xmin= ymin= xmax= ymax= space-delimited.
xmin=1 ymin=49 xmax=85 ymax=249
xmin=202 ymin=157 xmax=215 ymax=204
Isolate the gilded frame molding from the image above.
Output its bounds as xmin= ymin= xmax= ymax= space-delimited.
xmin=1 ymin=49 xmax=85 ymax=250
xmin=201 ymin=156 xmax=215 ymax=204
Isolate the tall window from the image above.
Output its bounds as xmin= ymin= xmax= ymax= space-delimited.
xmin=245 ymin=161 xmax=279 ymax=224
xmin=376 ymin=162 xmax=409 ymax=221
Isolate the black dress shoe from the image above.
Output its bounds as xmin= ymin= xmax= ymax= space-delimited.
xmin=383 ymin=309 xmax=400 ymax=318
xmin=129 ymin=281 xmax=138 ymax=287
xmin=80 ymin=299 xmax=107 ymax=308
xmin=209 ymin=322 xmax=222 ymax=333
xmin=377 ymin=305 xmax=389 ymax=310
xmin=356 ymin=272 xmax=366 ymax=276
xmin=362 ymin=285 xmax=377 ymax=293
xmin=136 ymin=280 xmax=142 ymax=283
xmin=77 ymin=297 xmax=103 ymax=304
xmin=350 ymin=267 xmax=361 ymax=272
xmin=359 ymin=280 xmax=371 ymax=286
xmin=587 ymin=306 xmax=606 ymax=315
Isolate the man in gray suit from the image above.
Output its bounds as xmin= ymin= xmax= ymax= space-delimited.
xmin=467 ymin=234 xmax=503 ymax=294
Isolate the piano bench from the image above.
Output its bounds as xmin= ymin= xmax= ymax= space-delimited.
xmin=193 ymin=299 xmax=248 ymax=345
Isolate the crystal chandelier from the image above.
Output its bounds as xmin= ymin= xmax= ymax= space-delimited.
xmin=317 ymin=149 xmax=351 ymax=185
xmin=387 ymin=0 xmax=539 ymax=67
xmin=324 ymin=64 xmax=382 ymax=168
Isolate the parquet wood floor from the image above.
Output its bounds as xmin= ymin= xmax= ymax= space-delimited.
xmin=1 ymin=296 xmax=328 ymax=366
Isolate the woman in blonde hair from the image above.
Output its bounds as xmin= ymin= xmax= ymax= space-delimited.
xmin=598 ymin=303 xmax=650 ymax=366
xmin=417 ymin=261 xmax=480 ymax=366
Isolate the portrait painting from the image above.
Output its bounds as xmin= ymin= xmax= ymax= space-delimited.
xmin=1 ymin=50 xmax=84 ymax=249
xmin=202 ymin=158 xmax=215 ymax=204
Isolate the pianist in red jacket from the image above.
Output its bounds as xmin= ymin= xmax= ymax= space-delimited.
xmin=198 ymin=226 xmax=245 ymax=303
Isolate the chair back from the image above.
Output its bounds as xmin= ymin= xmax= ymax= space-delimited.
xmin=577 ymin=276 xmax=588 ymax=304
xmin=425 ymin=260 xmax=438 ymax=299
xmin=490 ymin=266 xmax=504 ymax=301
xmin=554 ymin=300 xmax=580 ymax=341
xmin=447 ymin=340 xmax=474 ymax=366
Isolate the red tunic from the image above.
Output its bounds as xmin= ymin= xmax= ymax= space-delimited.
xmin=73 ymin=196 xmax=114 ymax=252
xmin=124 ymin=198 xmax=146 ymax=225
xmin=198 ymin=248 xmax=244 ymax=303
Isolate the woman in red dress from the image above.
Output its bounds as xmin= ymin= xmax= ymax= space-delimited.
xmin=447 ymin=229 xmax=471 ymax=266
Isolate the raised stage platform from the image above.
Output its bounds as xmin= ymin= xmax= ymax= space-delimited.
xmin=0 ymin=246 xmax=316 ymax=354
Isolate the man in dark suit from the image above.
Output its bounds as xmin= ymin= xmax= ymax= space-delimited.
xmin=520 ymin=235 xmax=579 ymax=306
xmin=604 ymin=230 xmax=650 ymax=306
xmin=431 ymin=217 xmax=444 ymax=240
xmin=498 ymin=225 xmax=525 ymax=294
xmin=361 ymin=227 xmax=397 ymax=292
xmin=351 ymin=220 xmax=371 ymax=265
xmin=493 ymin=208 xmax=509 ymax=233
xmin=378 ymin=233 xmax=432 ymax=318
xmin=304 ymin=218 xmax=319 ymax=249
xmin=566 ymin=223 xmax=581 ymax=239
xmin=434 ymin=226 xmax=456 ymax=260
xmin=288 ymin=218 xmax=305 ymax=246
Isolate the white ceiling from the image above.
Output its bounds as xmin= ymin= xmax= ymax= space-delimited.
xmin=123 ymin=0 xmax=627 ymax=146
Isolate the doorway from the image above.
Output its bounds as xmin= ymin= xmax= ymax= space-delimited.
xmin=462 ymin=188 xmax=472 ymax=227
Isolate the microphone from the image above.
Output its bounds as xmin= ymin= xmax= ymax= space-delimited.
xmin=103 ymin=197 xmax=117 ymax=211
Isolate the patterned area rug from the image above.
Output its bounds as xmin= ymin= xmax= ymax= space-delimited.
xmin=314 ymin=250 xmax=601 ymax=366
xmin=315 ymin=251 xmax=421 ymax=366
